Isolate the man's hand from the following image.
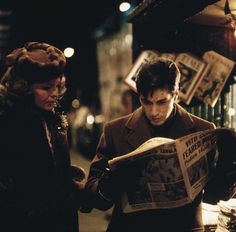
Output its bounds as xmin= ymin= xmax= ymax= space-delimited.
xmin=71 ymin=165 xmax=86 ymax=189
xmin=98 ymin=164 xmax=137 ymax=201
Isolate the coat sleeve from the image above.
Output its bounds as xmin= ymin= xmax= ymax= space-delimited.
xmin=83 ymin=122 xmax=116 ymax=211
xmin=203 ymin=128 xmax=236 ymax=204
xmin=0 ymin=116 xmax=17 ymax=210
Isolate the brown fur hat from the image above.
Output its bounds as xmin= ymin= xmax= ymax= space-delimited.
xmin=5 ymin=42 xmax=66 ymax=83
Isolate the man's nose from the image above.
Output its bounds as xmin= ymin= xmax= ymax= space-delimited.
xmin=150 ymin=104 xmax=160 ymax=116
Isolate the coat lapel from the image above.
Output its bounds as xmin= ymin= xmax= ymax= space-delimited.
xmin=124 ymin=104 xmax=197 ymax=149
xmin=125 ymin=107 xmax=151 ymax=150
xmin=166 ymin=104 xmax=197 ymax=139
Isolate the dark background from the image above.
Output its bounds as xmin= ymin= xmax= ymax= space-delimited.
xmin=0 ymin=0 xmax=123 ymax=110
xmin=0 ymin=0 xmax=233 ymax=111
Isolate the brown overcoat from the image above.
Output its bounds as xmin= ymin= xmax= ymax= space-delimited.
xmin=86 ymin=104 xmax=215 ymax=232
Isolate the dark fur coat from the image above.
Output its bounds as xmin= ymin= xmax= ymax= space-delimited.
xmin=0 ymin=100 xmax=81 ymax=232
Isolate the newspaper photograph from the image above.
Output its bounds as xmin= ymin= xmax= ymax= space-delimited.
xmin=108 ymin=128 xmax=227 ymax=213
xmin=175 ymin=129 xmax=219 ymax=199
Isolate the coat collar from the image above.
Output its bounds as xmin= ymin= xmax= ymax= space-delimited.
xmin=124 ymin=104 xmax=197 ymax=149
xmin=125 ymin=107 xmax=151 ymax=150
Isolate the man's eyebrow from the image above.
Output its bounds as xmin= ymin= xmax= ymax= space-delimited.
xmin=156 ymin=98 xmax=168 ymax=102
xmin=154 ymin=97 xmax=172 ymax=102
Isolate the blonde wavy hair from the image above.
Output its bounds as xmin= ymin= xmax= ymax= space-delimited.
xmin=0 ymin=42 xmax=67 ymax=109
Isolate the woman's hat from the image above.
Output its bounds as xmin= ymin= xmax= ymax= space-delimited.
xmin=5 ymin=42 xmax=66 ymax=83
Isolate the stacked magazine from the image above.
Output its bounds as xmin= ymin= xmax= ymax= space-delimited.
xmin=202 ymin=202 xmax=219 ymax=232
xmin=216 ymin=199 xmax=236 ymax=232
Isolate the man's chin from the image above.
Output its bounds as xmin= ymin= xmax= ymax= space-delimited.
xmin=150 ymin=120 xmax=165 ymax=126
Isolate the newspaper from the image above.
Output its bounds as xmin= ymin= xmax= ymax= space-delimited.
xmin=108 ymin=128 xmax=226 ymax=213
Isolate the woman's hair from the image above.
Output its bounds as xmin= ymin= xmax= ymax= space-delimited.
xmin=135 ymin=58 xmax=180 ymax=98
xmin=0 ymin=42 xmax=67 ymax=109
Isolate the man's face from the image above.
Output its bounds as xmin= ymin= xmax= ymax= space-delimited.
xmin=139 ymin=88 xmax=177 ymax=126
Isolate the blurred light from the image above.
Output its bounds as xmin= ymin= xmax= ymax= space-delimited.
xmin=64 ymin=47 xmax=75 ymax=58
xmin=125 ymin=34 xmax=132 ymax=45
xmin=86 ymin=114 xmax=95 ymax=125
xmin=119 ymin=2 xmax=131 ymax=12
xmin=0 ymin=10 xmax=12 ymax=17
xmin=95 ymin=114 xmax=105 ymax=123
xmin=228 ymin=108 xmax=236 ymax=116
xmin=109 ymin=47 xmax=116 ymax=56
xmin=71 ymin=99 xmax=80 ymax=109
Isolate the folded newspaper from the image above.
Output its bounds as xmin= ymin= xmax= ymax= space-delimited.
xmin=108 ymin=128 xmax=229 ymax=213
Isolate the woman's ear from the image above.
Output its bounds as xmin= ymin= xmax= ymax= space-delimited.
xmin=27 ymin=84 xmax=33 ymax=95
xmin=27 ymin=89 xmax=33 ymax=95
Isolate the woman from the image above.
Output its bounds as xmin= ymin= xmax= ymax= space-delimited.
xmin=0 ymin=42 xmax=85 ymax=232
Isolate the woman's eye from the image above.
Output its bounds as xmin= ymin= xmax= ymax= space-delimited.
xmin=42 ymin=86 xmax=51 ymax=90
xmin=37 ymin=85 xmax=52 ymax=91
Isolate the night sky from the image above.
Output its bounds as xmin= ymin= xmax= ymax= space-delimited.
xmin=1 ymin=0 xmax=120 ymax=110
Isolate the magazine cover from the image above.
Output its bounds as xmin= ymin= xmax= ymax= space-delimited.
xmin=174 ymin=53 xmax=209 ymax=105
xmin=124 ymin=50 xmax=208 ymax=105
xmin=124 ymin=50 xmax=159 ymax=92
xmin=195 ymin=50 xmax=235 ymax=107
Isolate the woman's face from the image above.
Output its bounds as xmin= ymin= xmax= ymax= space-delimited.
xmin=31 ymin=77 xmax=62 ymax=111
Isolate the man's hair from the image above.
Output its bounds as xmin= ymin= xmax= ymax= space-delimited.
xmin=135 ymin=58 xmax=180 ymax=97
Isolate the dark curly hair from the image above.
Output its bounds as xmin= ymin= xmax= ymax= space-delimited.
xmin=136 ymin=58 xmax=180 ymax=98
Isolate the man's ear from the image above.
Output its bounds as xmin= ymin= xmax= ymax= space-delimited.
xmin=138 ymin=96 xmax=142 ymax=102
xmin=138 ymin=94 xmax=143 ymax=104
xmin=174 ymin=92 xmax=179 ymax=103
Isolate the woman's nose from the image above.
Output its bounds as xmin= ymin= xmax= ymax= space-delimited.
xmin=50 ymin=87 xmax=59 ymax=97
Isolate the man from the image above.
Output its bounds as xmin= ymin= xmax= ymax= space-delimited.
xmin=85 ymin=58 xmax=215 ymax=231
